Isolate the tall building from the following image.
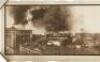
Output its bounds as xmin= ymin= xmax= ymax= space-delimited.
xmin=5 ymin=28 xmax=32 ymax=55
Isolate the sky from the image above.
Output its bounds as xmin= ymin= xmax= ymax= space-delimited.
xmin=71 ymin=6 xmax=100 ymax=33
xmin=6 ymin=5 xmax=100 ymax=33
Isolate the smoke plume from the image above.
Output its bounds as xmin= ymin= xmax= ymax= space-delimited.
xmin=8 ymin=5 xmax=72 ymax=32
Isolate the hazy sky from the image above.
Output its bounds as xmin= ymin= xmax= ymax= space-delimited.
xmin=71 ymin=6 xmax=100 ymax=33
xmin=6 ymin=6 xmax=100 ymax=33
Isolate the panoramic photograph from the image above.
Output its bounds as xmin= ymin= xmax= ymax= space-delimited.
xmin=5 ymin=5 xmax=100 ymax=55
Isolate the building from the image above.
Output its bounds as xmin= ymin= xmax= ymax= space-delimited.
xmin=5 ymin=28 xmax=32 ymax=55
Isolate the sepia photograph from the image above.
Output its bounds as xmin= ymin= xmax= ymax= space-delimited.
xmin=5 ymin=5 xmax=100 ymax=55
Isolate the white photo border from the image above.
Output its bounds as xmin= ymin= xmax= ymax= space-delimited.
xmin=1 ymin=0 xmax=100 ymax=62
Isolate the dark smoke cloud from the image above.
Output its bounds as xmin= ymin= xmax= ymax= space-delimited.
xmin=9 ymin=5 xmax=72 ymax=31
xmin=10 ymin=5 xmax=30 ymax=25
xmin=43 ymin=6 xmax=71 ymax=31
